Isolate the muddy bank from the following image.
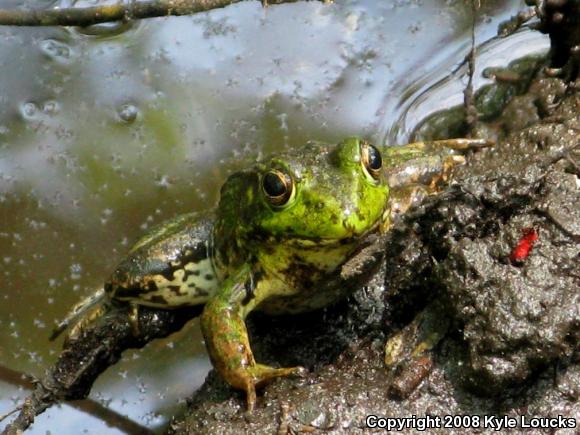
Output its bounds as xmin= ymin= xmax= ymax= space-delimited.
xmin=170 ymin=33 xmax=579 ymax=435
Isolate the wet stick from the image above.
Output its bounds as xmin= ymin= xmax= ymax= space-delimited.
xmin=0 ymin=0 xmax=319 ymax=27
xmin=464 ymin=0 xmax=480 ymax=134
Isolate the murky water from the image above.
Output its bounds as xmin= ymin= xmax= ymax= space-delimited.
xmin=0 ymin=0 xmax=549 ymax=432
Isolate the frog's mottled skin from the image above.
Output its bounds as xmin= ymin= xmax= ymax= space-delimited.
xmin=53 ymin=137 xmax=491 ymax=410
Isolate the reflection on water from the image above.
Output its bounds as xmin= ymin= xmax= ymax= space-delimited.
xmin=0 ymin=0 xmax=548 ymax=432
xmin=380 ymin=28 xmax=549 ymax=144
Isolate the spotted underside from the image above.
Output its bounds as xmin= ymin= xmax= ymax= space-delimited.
xmin=106 ymin=212 xmax=219 ymax=308
xmin=113 ymin=256 xmax=218 ymax=307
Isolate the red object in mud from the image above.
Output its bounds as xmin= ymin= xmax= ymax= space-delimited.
xmin=509 ymin=227 xmax=539 ymax=264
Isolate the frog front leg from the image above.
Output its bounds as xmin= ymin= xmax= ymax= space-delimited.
xmin=380 ymin=138 xmax=493 ymax=190
xmin=200 ymin=265 xmax=305 ymax=411
xmin=386 ymin=184 xmax=431 ymax=229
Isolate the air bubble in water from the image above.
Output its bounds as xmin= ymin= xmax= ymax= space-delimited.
xmin=43 ymin=101 xmax=60 ymax=115
xmin=70 ymin=263 xmax=82 ymax=280
xmin=20 ymin=102 xmax=38 ymax=119
xmin=117 ymin=103 xmax=139 ymax=123
xmin=39 ymin=39 xmax=72 ymax=62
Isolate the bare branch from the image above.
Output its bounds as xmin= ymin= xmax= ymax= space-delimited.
xmin=0 ymin=0 xmax=311 ymax=27
xmin=0 ymin=365 xmax=151 ymax=434
xmin=463 ymin=0 xmax=479 ymax=134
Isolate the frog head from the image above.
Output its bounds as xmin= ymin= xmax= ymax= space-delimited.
xmin=213 ymin=137 xmax=390 ymax=271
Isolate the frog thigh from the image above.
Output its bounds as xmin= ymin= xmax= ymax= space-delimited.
xmin=111 ymin=256 xmax=217 ymax=308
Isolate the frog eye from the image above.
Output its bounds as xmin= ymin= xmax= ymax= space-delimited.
xmin=360 ymin=141 xmax=382 ymax=181
xmin=262 ymin=169 xmax=295 ymax=207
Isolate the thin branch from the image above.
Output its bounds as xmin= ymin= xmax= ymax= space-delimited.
xmin=0 ymin=365 xmax=152 ymax=435
xmin=0 ymin=407 xmax=21 ymax=425
xmin=463 ymin=0 xmax=479 ymax=134
xmin=0 ymin=0 xmax=310 ymax=27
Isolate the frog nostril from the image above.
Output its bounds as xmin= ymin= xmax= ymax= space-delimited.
xmin=342 ymin=219 xmax=356 ymax=235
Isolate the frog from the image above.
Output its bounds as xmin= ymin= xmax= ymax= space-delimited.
xmin=50 ymin=136 xmax=491 ymax=411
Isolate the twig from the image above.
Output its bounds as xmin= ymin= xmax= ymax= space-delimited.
xmin=565 ymin=151 xmax=580 ymax=175
xmin=497 ymin=7 xmax=537 ymax=37
xmin=0 ymin=407 xmax=21 ymax=424
xmin=0 ymin=0 xmax=310 ymax=27
xmin=0 ymin=364 xmax=152 ymax=435
xmin=463 ymin=0 xmax=479 ymax=134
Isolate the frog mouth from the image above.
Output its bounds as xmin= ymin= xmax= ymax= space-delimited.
xmin=379 ymin=206 xmax=391 ymax=234
xmin=288 ymin=212 xmax=388 ymax=248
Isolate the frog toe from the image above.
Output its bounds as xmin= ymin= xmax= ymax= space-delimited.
xmin=242 ymin=364 xmax=307 ymax=411
xmin=249 ymin=363 xmax=306 ymax=387
xmin=128 ymin=303 xmax=140 ymax=337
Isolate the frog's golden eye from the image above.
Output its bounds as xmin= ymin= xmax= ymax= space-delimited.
xmin=361 ymin=142 xmax=382 ymax=181
xmin=262 ymin=170 xmax=294 ymax=207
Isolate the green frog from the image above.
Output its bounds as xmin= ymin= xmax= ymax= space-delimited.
xmin=51 ymin=137 xmax=491 ymax=410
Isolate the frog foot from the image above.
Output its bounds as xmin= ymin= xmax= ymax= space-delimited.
xmin=239 ymin=364 xmax=307 ymax=411
xmin=128 ymin=303 xmax=140 ymax=337
xmin=50 ymin=288 xmax=106 ymax=341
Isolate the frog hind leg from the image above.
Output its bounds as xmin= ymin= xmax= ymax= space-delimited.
xmin=49 ymin=288 xmax=106 ymax=341
xmin=128 ymin=303 xmax=141 ymax=336
xmin=64 ymin=303 xmax=108 ymax=345
xmin=57 ymin=298 xmax=143 ymax=344
xmin=200 ymin=265 xmax=306 ymax=412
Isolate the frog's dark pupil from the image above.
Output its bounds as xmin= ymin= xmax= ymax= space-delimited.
xmin=263 ymin=172 xmax=287 ymax=197
xmin=367 ymin=145 xmax=382 ymax=170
